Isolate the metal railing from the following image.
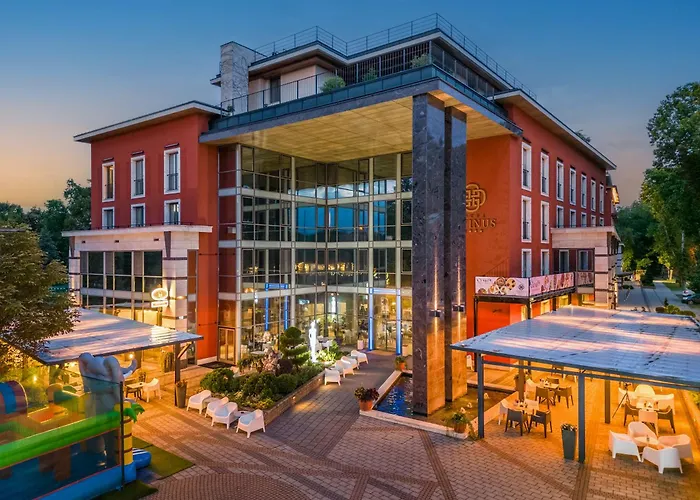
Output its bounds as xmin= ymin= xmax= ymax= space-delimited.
xmin=250 ymin=13 xmax=535 ymax=99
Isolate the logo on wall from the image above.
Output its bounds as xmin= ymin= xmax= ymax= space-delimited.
xmin=150 ymin=287 xmax=169 ymax=309
xmin=466 ymin=182 xmax=496 ymax=233
xmin=465 ymin=183 xmax=487 ymax=213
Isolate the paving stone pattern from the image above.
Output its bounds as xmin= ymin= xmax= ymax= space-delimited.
xmin=134 ymin=352 xmax=700 ymax=499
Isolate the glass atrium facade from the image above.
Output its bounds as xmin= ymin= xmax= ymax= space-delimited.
xmin=218 ymin=145 xmax=414 ymax=362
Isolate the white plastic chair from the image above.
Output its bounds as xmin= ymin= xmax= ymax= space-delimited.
xmin=642 ymin=446 xmax=683 ymax=474
xmin=350 ymin=350 xmax=368 ymax=365
xmin=658 ymin=434 xmax=693 ymax=461
xmin=654 ymin=393 xmax=675 ymax=413
xmin=638 ymin=409 xmax=658 ymax=431
xmin=205 ymin=397 xmax=230 ymax=419
xmin=236 ymin=409 xmax=265 ymax=437
xmin=609 ymin=431 xmax=642 ymax=461
xmin=618 ymin=387 xmax=637 ymax=405
xmin=525 ymin=379 xmax=537 ymax=399
xmin=186 ymin=390 xmax=212 ymax=414
xmin=334 ymin=360 xmax=353 ymax=377
xmin=142 ymin=378 xmax=161 ymax=402
xmin=628 ymin=421 xmax=656 ymax=440
xmin=341 ymin=355 xmax=359 ymax=370
xmin=497 ymin=400 xmax=510 ymax=425
xmin=211 ymin=402 xmax=240 ymax=429
xmin=635 ymin=384 xmax=655 ymax=398
xmin=324 ymin=368 xmax=341 ymax=385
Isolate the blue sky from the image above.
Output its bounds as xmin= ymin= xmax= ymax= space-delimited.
xmin=1 ymin=0 xmax=697 ymax=207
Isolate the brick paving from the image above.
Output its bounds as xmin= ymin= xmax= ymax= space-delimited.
xmin=133 ymin=353 xmax=700 ymax=499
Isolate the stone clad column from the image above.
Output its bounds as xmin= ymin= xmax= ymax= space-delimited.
xmin=412 ymin=94 xmax=447 ymax=415
xmin=444 ymin=107 xmax=468 ymax=401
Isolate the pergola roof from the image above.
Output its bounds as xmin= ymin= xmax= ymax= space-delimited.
xmin=452 ymin=306 xmax=700 ymax=388
xmin=35 ymin=309 xmax=202 ymax=365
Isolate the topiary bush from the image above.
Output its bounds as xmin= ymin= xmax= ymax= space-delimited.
xmin=279 ymin=326 xmax=310 ymax=370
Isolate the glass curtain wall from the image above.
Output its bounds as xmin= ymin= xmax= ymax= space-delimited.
xmin=218 ymin=145 xmax=413 ymax=362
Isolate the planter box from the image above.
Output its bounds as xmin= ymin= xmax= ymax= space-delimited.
xmin=263 ymin=372 xmax=325 ymax=425
xmin=562 ymin=429 xmax=576 ymax=460
xmin=681 ymin=390 xmax=700 ymax=439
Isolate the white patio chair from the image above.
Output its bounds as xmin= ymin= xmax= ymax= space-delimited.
xmin=635 ymin=384 xmax=655 ymax=399
xmin=236 ymin=409 xmax=265 ymax=437
xmin=205 ymin=396 xmax=229 ymax=419
xmin=324 ymin=368 xmax=341 ymax=385
xmin=525 ymin=379 xmax=537 ymax=399
xmin=335 ymin=360 xmax=353 ymax=377
xmin=609 ymin=431 xmax=642 ymax=461
xmin=186 ymin=389 xmax=212 ymax=414
xmin=142 ymin=378 xmax=161 ymax=402
xmin=658 ymin=434 xmax=693 ymax=461
xmin=211 ymin=402 xmax=240 ymax=429
xmin=350 ymin=350 xmax=368 ymax=365
xmin=497 ymin=400 xmax=510 ymax=425
xmin=638 ymin=409 xmax=658 ymax=431
xmin=654 ymin=393 xmax=675 ymax=413
xmin=341 ymin=355 xmax=359 ymax=370
xmin=642 ymin=446 xmax=683 ymax=474
xmin=524 ymin=398 xmax=540 ymax=414
xmin=628 ymin=421 xmax=656 ymax=440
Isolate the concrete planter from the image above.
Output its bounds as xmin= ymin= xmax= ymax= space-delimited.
xmin=262 ymin=372 xmax=324 ymax=425
xmin=562 ymin=428 xmax=576 ymax=460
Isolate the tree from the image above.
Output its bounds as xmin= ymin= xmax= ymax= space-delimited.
xmin=615 ymin=202 xmax=657 ymax=274
xmin=278 ymin=326 xmax=309 ymax=370
xmin=64 ymin=179 xmax=91 ymax=230
xmin=0 ymin=227 xmax=76 ymax=375
xmin=0 ymin=203 xmax=25 ymax=225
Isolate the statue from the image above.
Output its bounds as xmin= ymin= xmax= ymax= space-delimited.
xmin=308 ymin=321 xmax=318 ymax=363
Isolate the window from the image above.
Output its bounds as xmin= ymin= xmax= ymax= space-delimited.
xmin=131 ymin=156 xmax=145 ymax=198
xmin=591 ymin=216 xmax=596 ymax=227
xmin=541 ymin=250 xmax=550 ymax=276
xmin=269 ymin=76 xmax=281 ymax=104
xmin=164 ymin=200 xmax=180 ymax=225
xmin=600 ymin=216 xmax=604 ymax=227
xmin=540 ymin=201 xmax=549 ymax=242
xmin=569 ymin=168 xmax=576 ymax=205
xmin=556 ymin=206 xmax=564 ymax=228
xmin=581 ymin=174 xmax=587 ymax=208
xmin=556 ymin=161 xmax=564 ymax=201
xmin=581 ymin=213 xmax=587 ymax=227
xmin=599 ymin=184 xmax=605 ymax=213
xmin=578 ymin=250 xmax=590 ymax=271
xmin=102 ymin=162 xmax=115 ymax=201
xmin=540 ymin=152 xmax=549 ymax=196
xmin=521 ymin=143 xmax=532 ymax=190
xmin=521 ymin=196 xmax=532 ymax=242
xmin=521 ymin=249 xmax=532 ymax=278
xmin=131 ymin=204 xmax=145 ymax=227
xmin=102 ymin=207 xmax=114 ymax=229
xmin=569 ymin=209 xmax=577 ymax=228
xmin=591 ymin=179 xmax=596 ymax=212
xmin=164 ymin=148 xmax=180 ymax=193
xmin=558 ymin=250 xmax=570 ymax=272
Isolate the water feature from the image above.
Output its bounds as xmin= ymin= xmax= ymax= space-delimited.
xmin=375 ymin=374 xmax=510 ymax=427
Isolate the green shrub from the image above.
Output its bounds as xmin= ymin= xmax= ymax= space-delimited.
xmin=279 ymin=326 xmax=310 ymax=370
xmin=200 ymin=368 xmax=239 ymax=395
xmin=410 ymin=54 xmax=430 ymax=68
xmin=317 ymin=344 xmax=341 ymax=363
xmin=655 ymin=306 xmax=666 ymax=313
xmin=361 ymin=67 xmax=378 ymax=82
xmin=297 ymin=364 xmax=323 ymax=385
xmin=274 ymin=374 xmax=299 ymax=395
xmin=320 ymin=76 xmax=346 ymax=93
xmin=277 ymin=358 xmax=293 ymax=374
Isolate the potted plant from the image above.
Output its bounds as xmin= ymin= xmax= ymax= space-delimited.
xmin=354 ymin=387 xmax=379 ymax=412
xmin=445 ymin=407 xmax=469 ymax=434
xmin=395 ymin=356 xmax=407 ymax=371
xmin=561 ymin=423 xmax=577 ymax=460
xmin=175 ymin=380 xmax=188 ymax=409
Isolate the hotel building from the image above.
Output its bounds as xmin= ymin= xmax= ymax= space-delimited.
xmin=65 ymin=14 xmax=621 ymax=413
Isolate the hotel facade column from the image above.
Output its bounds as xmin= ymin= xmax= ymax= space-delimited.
xmin=411 ymin=94 xmax=467 ymax=414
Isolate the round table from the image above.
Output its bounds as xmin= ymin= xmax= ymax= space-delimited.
xmin=633 ymin=435 xmax=659 ymax=448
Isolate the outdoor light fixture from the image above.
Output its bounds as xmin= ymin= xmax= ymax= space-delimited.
xmin=452 ymin=304 xmax=466 ymax=312
xmin=430 ymin=309 xmax=442 ymax=318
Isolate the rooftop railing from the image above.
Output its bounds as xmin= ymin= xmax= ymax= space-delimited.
xmin=251 ymin=13 xmax=535 ymax=99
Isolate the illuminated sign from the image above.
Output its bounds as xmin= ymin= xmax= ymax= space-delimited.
xmin=150 ymin=287 xmax=169 ymax=309
xmin=465 ymin=183 xmax=487 ymax=213
xmin=465 ymin=183 xmax=496 ymax=232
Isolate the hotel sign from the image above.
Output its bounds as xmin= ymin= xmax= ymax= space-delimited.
xmin=150 ymin=287 xmax=169 ymax=309
xmin=466 ymin=183 xmax=496 ymax=233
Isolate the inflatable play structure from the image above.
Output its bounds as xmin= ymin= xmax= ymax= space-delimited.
xmin=0 ymin=353 xmax=151 ymax=499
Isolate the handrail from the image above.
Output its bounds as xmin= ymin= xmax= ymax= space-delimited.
xmin=250 ymin=13 xmax=535 ymax=99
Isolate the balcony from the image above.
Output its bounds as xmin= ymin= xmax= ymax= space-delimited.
xmin=249 ymin=14 xmax=535 ymax=99
xmin=475 ymin=272 xmax=575 ymax=300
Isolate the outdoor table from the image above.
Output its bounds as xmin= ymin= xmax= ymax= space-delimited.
xmin=126 ymin=382 xmax=146 ymax=401
xmin=538 ymin=381 xmax=559 ymax=390
xmin=633 ymin=435 xmax=660 ymax=449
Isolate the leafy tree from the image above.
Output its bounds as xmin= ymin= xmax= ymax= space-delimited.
xmin=64 ymin=179 xmax=91 ymax=230
xmin=278 ymin=326 xmax=309 ymax=370
xmin=0 ymin=203 xmax=25 ymax=225
xmin=0 ymin=228 xmax=76 ymax=374
xmin=615 ymin=202 xmax=657 ymax=273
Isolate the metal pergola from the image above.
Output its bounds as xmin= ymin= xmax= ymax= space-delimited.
xmin=452 ymin=306 xmax=700 ymax=463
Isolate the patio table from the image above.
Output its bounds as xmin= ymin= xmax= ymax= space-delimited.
xmin=633 ymin=435 xmax=660 ymax=449
xmin=126 ymin=382 xmax=146 ymax=401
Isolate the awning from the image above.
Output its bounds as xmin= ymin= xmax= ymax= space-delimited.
xmin=34 ymin=308 xmax=203 ymax=365
xmin=452 ymin=306 xmax=700 ymax=389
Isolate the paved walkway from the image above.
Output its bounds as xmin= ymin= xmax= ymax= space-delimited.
xmin=133 ymin=353 xmax=700 ymax=499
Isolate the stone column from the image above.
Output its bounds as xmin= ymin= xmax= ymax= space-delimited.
xmin=444 ymin=107 xmax=468 ymax=401
xmin=412 ymin=94 xmax=447 ymax=415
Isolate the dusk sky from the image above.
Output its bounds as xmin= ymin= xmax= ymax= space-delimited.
xmin=1 ymin=1 xmax=697 ymax=208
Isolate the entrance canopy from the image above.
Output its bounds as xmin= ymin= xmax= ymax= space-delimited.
xmin=452 ymin=306 xmax=700 ymax=389
xmin=34 ymin=308 xmax=203 ymax=365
